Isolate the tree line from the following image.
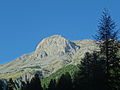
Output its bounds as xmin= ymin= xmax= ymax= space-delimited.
xmin=0 ymin=9 xmax=120 ymax=90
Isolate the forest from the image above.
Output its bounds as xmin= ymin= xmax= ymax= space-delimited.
xmin=0 ymin=9 xmax=120 ymax=90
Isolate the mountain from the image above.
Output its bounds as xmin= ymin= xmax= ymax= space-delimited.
xmin=0 ymin=35 xmax=99 ymax=80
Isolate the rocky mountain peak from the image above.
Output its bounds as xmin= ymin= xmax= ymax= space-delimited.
xmin=36 ymin=35 xmax=68 ymax=50
xmin=35 ymin=35 xmax=80 ymax=58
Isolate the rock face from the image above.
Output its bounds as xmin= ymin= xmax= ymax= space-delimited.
xmin=0 ymin=35 xmax=99 ymax=79
xmin=35 ymin=35 xmax=80 ymax=58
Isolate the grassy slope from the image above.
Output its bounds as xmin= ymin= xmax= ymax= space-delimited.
xmin=0 ymin=71 xmax=26 ymax=79
xmin=41 ymin=64 xmax=79 ymax=87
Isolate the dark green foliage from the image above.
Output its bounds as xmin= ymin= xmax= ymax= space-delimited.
xmin=22 ymin=73 xmax=43 ymax=90
xmin=73 ymin=52 xmax=106 ymax=90
xmin=0 ymin=80 xmax=3 ymax=90
xmin=0 ymin=84 xmax=2 ymax=90
xmin=47 ymin=79 xmax=56 ymax=90
xmin=95 ymin=9 xmax=120 ymax=90
xmin=29 ymin=73 xmax=43 ymax=90
xmin=41 ymin=65 xmax=79 ymax=87
xmin=56 ymin=72 xmax=73 ymax=90
xmin=43 ymin=84 xmax=47 ymax=90
xmin=31 ymin=74 xmax=42 ymax=90
xmin=21 ymin=81 xmax=28 ymax=90
xmin=95 ymin=10 xmax=118 ymax=41
xmin=23 ymin=81 xmax=31 ymax=90
xmin=7 ymin=78 xmax=15 ymax=90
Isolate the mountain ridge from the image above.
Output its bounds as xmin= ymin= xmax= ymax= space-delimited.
xmin=0 ymin=35 xmax=99 ymax=79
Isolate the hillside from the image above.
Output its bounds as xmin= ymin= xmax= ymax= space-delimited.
xmin=0 ymin=35 xmax=99 ymax=80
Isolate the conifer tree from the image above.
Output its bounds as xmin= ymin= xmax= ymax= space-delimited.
xmin=95 ymin=9 xmax=120 ymax=90
xmin=75 ymin=52 xmax=106 ymax=90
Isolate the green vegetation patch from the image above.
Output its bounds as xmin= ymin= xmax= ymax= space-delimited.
xmin=41 ymin=64 xmax=79 ymax=87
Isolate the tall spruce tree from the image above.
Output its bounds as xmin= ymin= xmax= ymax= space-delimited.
xmin=95 ymin=9 xmax=120 ymax=90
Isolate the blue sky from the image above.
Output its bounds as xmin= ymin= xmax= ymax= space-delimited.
xmin=0 ymin=0 xmax=120 ymax=64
